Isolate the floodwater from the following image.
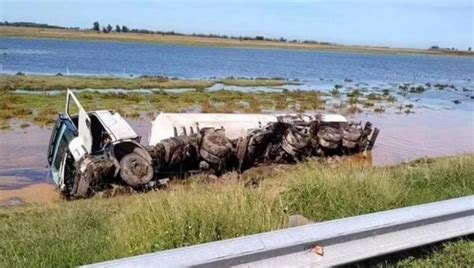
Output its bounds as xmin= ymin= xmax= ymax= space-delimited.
xmin=1 ymin=37 xmax=473 ymax=89
xmin=352 ymin=111 xmax=474 ymax=165
xmin=1 ymin=110 xmax=473 ymax=205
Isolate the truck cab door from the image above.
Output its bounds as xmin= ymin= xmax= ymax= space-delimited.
xmin=66 ymin=89 xmax=93 ymax=154
xmin=48 ymin=119 xmax=76 ymax=187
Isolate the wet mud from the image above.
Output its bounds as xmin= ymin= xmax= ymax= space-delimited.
xmin=0 ymin=183 xmax=58 ymax=206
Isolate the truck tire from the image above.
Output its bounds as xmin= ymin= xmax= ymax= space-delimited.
xmin=200 ymin=130 xmax=233 ymax=164
xmin=119 ymin=152 xmax=153 ymax=187
xmin=71 ymin=156 xmax=115 ymax=199
xmin=281 ymin=127 xmax=311 ymax=159
xmin=317 ymin=125 xmax=342 ymax=149
xmin=342 ymin=128 xmax=362 ymax=149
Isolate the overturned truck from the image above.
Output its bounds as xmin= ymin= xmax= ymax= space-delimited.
xmin=47 ymin=90 xmax=379 ymax=199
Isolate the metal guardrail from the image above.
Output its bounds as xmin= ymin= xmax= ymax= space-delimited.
xmin=84 ymin=195 xmax=473 ymax=267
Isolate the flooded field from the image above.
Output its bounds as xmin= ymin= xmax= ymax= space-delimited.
xmin=1 ymin=108 xmax=472 ymax=205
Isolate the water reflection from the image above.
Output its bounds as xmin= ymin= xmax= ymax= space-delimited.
xmin=0 ymin=168 xmax=48 ymax=190
xmin=352 ymin=110 xmax=474 ymax=166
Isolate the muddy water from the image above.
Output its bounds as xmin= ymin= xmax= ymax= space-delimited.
xmin=352 ymin=110 xmax=474 ymax=165
xmin=0 ymin=123 xmax=51 ymax=189
xmin=0 ymin=111 xmax=473 ymax=205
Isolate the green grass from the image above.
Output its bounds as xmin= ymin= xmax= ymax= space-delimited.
xmin=396 ymin=239 xmax=474 ymax=267
xmin=283 ymin=156 xmax=473 ymax=221
xmin=0 ymin=155 xmax=473 ymax=267
xmin=352 ymin=238 xmax=473 ymax=267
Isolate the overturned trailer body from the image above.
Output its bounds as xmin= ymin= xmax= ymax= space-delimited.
xmin=47 ymin=90 xmax=379 ymax=199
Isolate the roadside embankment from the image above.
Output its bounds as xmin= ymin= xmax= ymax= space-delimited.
xmin=0 ymin=155 xmax=472 ymax=267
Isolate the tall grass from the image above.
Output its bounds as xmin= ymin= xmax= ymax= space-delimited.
xmin=0 ymin=185 xmax=286 ymax=267
xmin=283 ymin=157 xmax=474 ymax=221
xmin=0 ymin=155 xmax=473 ymax=267
xmin=396 ymin=239 xmax=474 ymax=267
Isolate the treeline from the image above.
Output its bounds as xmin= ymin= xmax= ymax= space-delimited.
xmin=91 ymin=21 xmax=334 ymax=45
xmin=92 ymin=21 xmax=178 ymax=35
xmin=429 ymin=45 xmax=471 ymax=52
xmin=1 ymin=20 xmax=334 ymax=45
xmin=0 ymin=21 xmax=68 ymax=29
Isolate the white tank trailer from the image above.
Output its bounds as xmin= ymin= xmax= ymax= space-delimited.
xmin=47 ymin=90 xmax=379 ymax=199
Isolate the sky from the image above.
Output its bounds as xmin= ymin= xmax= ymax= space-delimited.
xmin=1 ymin=0 xmax=473 ymax=49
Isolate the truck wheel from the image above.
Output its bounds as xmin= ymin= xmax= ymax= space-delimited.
xmin=119 ymin=152 xmax=153 ymax=187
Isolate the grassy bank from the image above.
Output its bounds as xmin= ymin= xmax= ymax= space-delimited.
xmin=2 ymin=26 xmax=473 ymax=56
xmin=0 ymin=155 xmax=473 ymax=267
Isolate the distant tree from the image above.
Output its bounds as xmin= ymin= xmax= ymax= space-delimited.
xmin=429 ymin=45 xmax=439 ymax=50
xmin=279 ymin=37 xmax=287 ymax=42
xmin=106 ymin=24 xmax=112 ymax=33
xmin=121 ymin=25 xmax=129 ymax=32
xmin=255 ymin=36 xmax=264 ymax=41
xmin=115 ymin=25 xmax=121 ymax=32
xmin=469 ymin=47 xmax=472 ymax=52
xmin=102 ymin=27 xmax=108 ymax=33
xmin=92 ymin=21 xmax=100 ymax=31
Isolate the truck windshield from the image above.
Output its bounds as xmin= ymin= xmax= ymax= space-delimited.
xmin=51 ymin=123 xmax=75 ymax=185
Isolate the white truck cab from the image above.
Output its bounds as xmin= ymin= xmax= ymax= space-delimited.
xmin=47 ymin=90 xmax=153 ymax=195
